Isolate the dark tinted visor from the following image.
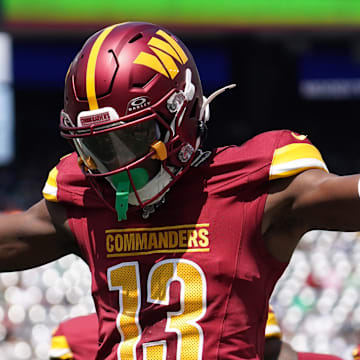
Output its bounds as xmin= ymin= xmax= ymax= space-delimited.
xmin=76 ymin=119 xmax=160 ymax=173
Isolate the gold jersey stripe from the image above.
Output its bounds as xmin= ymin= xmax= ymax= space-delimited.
xmin=272 ymin=143 xmax=324 ymax=164
xmin=266 ymin=310 xmax=279 ymax=327
xmin=150 ymin=47 xmax=179 ymax=79
xmin=133 ymin=51 xmax=169 ymax=78
xmin=47 ymin=167 xmax=58 ymax=188
xmin=269 ymin=143 xmax=328 ymax=180
xmin=156 ymin=30 xmax=188 ymax=64
xmin=42 ymin=167 xmax=59 ymax=202
xmin=49 ymin=335 xmax=73 ymax=359
xmin=86 ymin=24 xmax=118 ymax=110
xmin=265 ymin=324 xmax=281 ymax=338
xmin=269 ymin=159 xmax=328 ymax=180
xmin=265 ymin=308 xmax=281 ymax=338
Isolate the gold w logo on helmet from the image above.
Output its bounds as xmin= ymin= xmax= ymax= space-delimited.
xmin=133 ymin=30 xmax=188 ymax=79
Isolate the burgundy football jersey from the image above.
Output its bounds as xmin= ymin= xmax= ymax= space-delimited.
xmin=43 ymin=130 xmax=328 ymax=360
xmin=49 ymin=313 xmax=98 ymax=359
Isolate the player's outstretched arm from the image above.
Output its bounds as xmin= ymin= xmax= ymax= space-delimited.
xmin=263 ymin=169 xmax=360 ymax=262
xmin=0 ymin=199 xmax=79 ymax=272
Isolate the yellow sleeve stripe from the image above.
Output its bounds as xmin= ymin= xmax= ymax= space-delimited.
xmin=269 ymin=143 xmax=328 ymax=180
xmin=265 ymin=324 xmax=281 ymax=338
xmin=266 ymin=306 xmax=281 ymax=338
xmin=48 ymin=335 xmax=73 ymax=359
xmin=42 ymin=167 xmax=59 ymax=202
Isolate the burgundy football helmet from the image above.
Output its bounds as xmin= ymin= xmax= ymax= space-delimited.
xmin=60 ymin=22 xmax=233 ymax=218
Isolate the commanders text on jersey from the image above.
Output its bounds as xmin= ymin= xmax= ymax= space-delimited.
xmin=105 ymin=224 xmax=210 ymax=257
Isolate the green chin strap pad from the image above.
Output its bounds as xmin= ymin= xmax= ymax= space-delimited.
xmin=109 ymin=168 xmax=149 ymax=221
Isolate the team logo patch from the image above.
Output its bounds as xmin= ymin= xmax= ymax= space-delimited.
xmin=126 ymin=96 xmax=151 ymax=114
xmin=133 ymin=29 xmax=188 ymax=79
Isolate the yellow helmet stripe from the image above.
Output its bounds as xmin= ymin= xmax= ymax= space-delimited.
xmin=86 ymin=24 xmax=118 ymax=110
xmin=156 ymin=30 xmax=188 ymax=64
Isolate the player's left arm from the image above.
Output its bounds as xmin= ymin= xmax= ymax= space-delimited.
xmin=263 ymin=169 xmax=360 ymax=262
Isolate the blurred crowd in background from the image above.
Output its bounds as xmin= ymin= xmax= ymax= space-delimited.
xmin=2 ymin=1 xmax=360 ymax=359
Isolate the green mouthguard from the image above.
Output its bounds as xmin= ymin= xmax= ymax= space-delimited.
xmin=109 ymin=168 xmax=149 ymax=221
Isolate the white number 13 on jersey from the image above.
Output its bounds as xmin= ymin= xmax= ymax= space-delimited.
xmin=108 ymin=259 xmax=207 ymax=360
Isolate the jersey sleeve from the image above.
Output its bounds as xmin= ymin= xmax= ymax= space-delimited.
xmin=42 ymin=166 xmax=60 ymax=202
xmin=49 ymin=325 xmax=74 ymax=359
xmin=42 ymin=152 xmax=107 ymax=208
xmin=269 ymin=131 xmax=328 ymax=181
xmin=42 ymin=153 xmax=77 ymax=203
xmin=265 ymin=305 xmax=281 ymax=339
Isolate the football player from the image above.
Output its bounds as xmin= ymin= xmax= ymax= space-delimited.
xmin=1 ymin=21 xmax=360 ymax=359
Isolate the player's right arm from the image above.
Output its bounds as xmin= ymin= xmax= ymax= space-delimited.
xmin=0 ymin=199 xmax=80 ymax=272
